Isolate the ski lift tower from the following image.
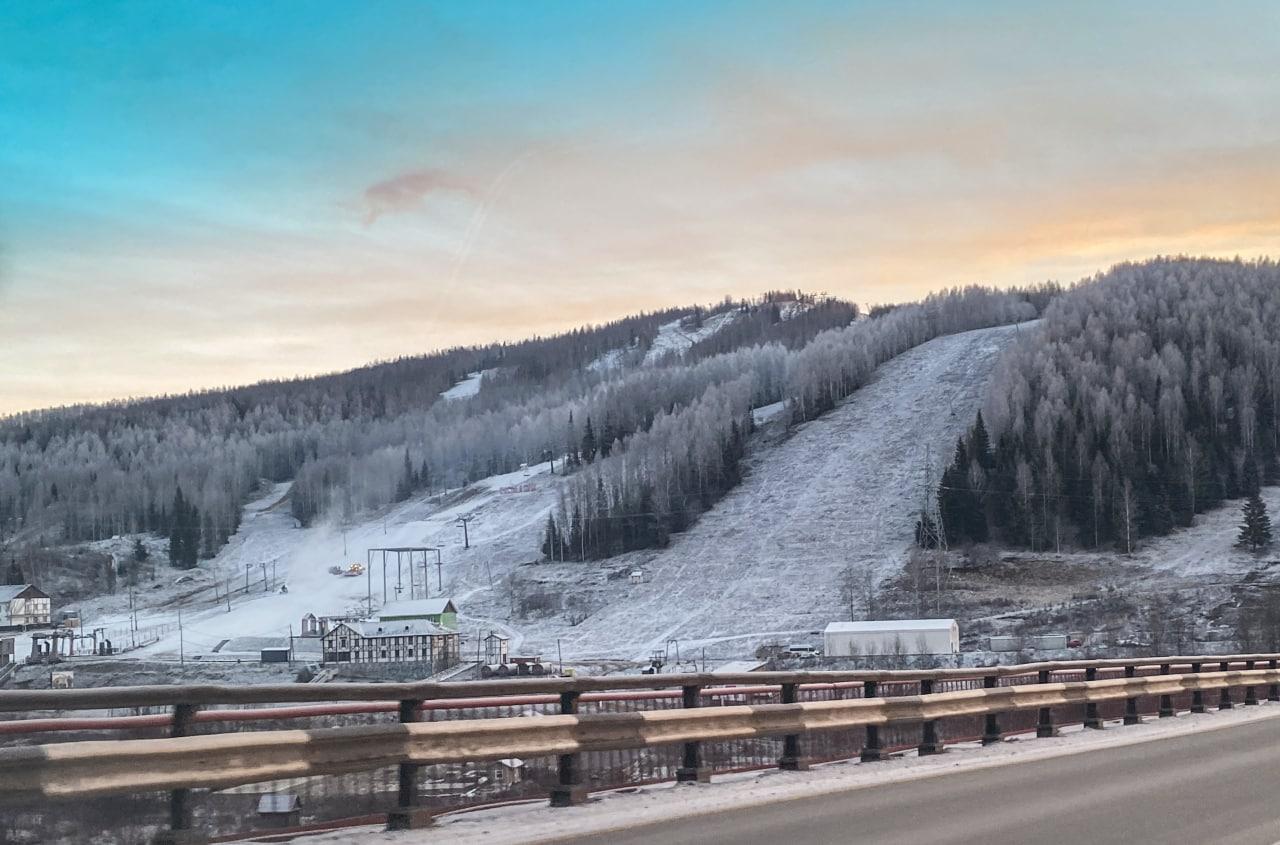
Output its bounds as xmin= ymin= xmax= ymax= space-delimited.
xmin=364 ymin=547 xmax=443 ymax=605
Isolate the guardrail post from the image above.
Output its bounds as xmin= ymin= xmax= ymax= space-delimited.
xmin=386 ymin=699 xmax=431 ymax=829
xmin=550 ymin=691 xmax=589 ymax=805
xmin=1123 ymin=666 xmax=1141 ymax=725
xmin=981 ymin=675 xmax=1002 ymax=744
xmin=1244 ymin=661 xmax=1259 ymax=705
xmin=860 ymin=680 xmax=883 ymax=762
xmin=676 ymin=685 xmax=711 ymax=783
xmin=152 ymin=703 xmax=204 ymax=845
xmin=1083 ymin=667 xmax=1103 ymax=729
xmin=917 ymin=678 xmax=945 ymax=755
xmin=1190 ymin=662 xmax=1206 ymax=713
xmin=1158 ymin=663 xmax=1174 ymax=718
xmin=1269 ymin=659 xmax=1279 ymax=702
xmin=1219 ymin=661 xmax=1234 ymax=710
xmin=1036 ymin=670 xmax=1057 ymax=737
xmin=778 ymin=683 xmax=810 ymax=771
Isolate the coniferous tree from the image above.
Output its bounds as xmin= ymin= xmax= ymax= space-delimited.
xmin=169 ymin=488 xmax=188 ymax=568
xmin=970 ymin=411 xmax=994 ymax=469
xmin=540 ymin=513 xmax=562 ymax=561
xmin=3 ymin=559 xmax=21 ymax=585
xmin=132 ymin=538 xmax=149 ymax=565
xmin=581 ymin=417 xmax=598 ymax=464
xmin=395 ymin=449 xmax=414 ymax=502
xmin=1237 ymin=494 xmax=1274 ymax=552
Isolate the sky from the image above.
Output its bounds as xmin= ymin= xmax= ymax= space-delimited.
xmin=2 ymin=1 xmax=1279 ymax=415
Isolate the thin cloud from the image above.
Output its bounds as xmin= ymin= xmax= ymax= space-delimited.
xmin=362 ymin=168 xmax=473 ymax=225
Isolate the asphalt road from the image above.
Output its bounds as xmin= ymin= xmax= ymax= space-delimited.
xmin=564 ymin=717 xmax=1280 ymax=845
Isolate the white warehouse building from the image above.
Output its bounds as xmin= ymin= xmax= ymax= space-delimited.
xmin=823 ymin=619 xmax=959 ymax=656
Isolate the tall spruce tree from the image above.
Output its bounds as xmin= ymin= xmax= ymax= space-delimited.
xmin=1237 ymin=494 xmax=1274 ymax=552
xmin=581 ymin=417 xmax=598 ymax=464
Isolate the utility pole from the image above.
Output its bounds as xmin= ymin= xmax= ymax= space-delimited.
xmin=244 ymin=563 xmax=251 ymax=593
xmin=261 ymin=560 xmax=268 ymax=592
xmin=457 ymin=516 xmax=472 ymax=550
xmin=178 ymin=609 xmax=184 ymax=665
xmin=225 ymin=579 xmax=231 ymax=612
xmin=434 ymin=549 xmax=443 ymax=593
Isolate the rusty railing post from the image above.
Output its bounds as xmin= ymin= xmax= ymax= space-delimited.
xmin=387 ymin=699 xmax=431 ymax=829
xmin=860 ymin=680 xmax=883 ymax=761
xmin=917 ymin=678 xmax=945 ymax=755
xmin=550 ymin=691 xmax=589 ymax=805
xmin=1190 ymin=662 xmax=1206 ymax=713
xmin=1036 ymin=670 xmax=1057 ymax=737
xmin=1123 ymin=665 xmax=1140 ymax=725
xmin=152 ymin=703 xmax=205 ymax=845
xmin=1269 ymin=659 xmax=1279 ymax=702
xmin=1244 ymin=660 xmax=1259 ymax=705
xmin=1083 ymin=667 xmax=1103 ymax=729
xmin=676 ymin=685 xmax=710 ymax=783
xmin=778 ymin=682 xmax=810 ymax=770
xmin=1158 ymin=663 xmax=1174 ymax=718
xmin=981 ymin=675 xmax=1002 ymax=744
xmin=1219 ymin=661 xmax=1234 ymax=710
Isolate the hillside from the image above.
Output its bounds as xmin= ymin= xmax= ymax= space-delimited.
xmin=77 ymin=323 xmax=1028 ymax=663
xmin=466 ymin=324 xmax=1027 ymax=661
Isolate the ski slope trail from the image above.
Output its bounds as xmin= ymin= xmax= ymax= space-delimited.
xmin=113 ymin=466 xmax=557 ymax=660
xmin=515 ymin=324 xmax=1026 ymax=660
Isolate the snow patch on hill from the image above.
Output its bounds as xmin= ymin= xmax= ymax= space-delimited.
xmin=643 ymin=311 xmax=738 ymax=365
xmin=440 ymin=370 xmax=492 ymax=401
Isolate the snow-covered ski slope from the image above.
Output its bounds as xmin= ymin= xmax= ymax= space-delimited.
xmin=110 ymin=465 xmax=556 ymax=660
xmin=485 ymin=323 xmax=1027 ymax=660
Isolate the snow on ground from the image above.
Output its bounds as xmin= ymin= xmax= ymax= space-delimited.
xmin=466 ymin=324 xmax=1025 ymax=662
xmin=280 ymin=698 xmax=1280 ymax=845
xmin=642 ymin=310 xmax=739 ymax=365
xmin=99 ymin=467 xmax=558 ymax=661
xmin=1132 ymin=485 xmax=1280 ymax=579
xmin=586 ymin=347 xmax=628 ymax=375
xmin=440 ymin=370 xmax=492 ymax=401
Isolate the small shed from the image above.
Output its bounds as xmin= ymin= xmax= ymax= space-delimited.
xmin=823 ymin=619 xmax=960 ymax=656
xmin=494 ymin=757 xmax=525 ymax=786
xmin=299 ymin=613 xmax=322 ymax=637
xmin=628 ymin=569 xmax=645 ymax=585
xmin=484 ymin=632 xmax=510 ymax=666
xmin=256 ymin=793 xmax=301 ymax=828
xmin=260 ymin=647 xmax=291 ymax=664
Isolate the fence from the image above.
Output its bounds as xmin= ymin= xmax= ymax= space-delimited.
xmin=2 ymin=654 xmax=1279 ymax=844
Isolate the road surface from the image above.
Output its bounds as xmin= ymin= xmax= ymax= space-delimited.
xmin=565 ymin=716 xmax=1280 ymax=845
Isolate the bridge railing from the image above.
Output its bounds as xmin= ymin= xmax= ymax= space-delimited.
xmin=2 ymin=654 xmax=1279 ymax=844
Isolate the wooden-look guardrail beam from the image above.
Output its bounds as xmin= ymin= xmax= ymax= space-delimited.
xmin=3 ymin=668 xmax=1276 ymax=806
xmin=5 ymin=654 xmax=1280 ymax=712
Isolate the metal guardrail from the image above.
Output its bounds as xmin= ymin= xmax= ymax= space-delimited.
xmin=3 ymin=654 xmax=1280 ymax=844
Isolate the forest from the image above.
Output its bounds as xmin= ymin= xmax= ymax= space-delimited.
xmin=1 ymin=279 xmax=1058 ymax=573
xmin=0 ymin=293 xmax=858 ymax=564
xmin=935 ymin=257 xmax=1280 ymax=553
